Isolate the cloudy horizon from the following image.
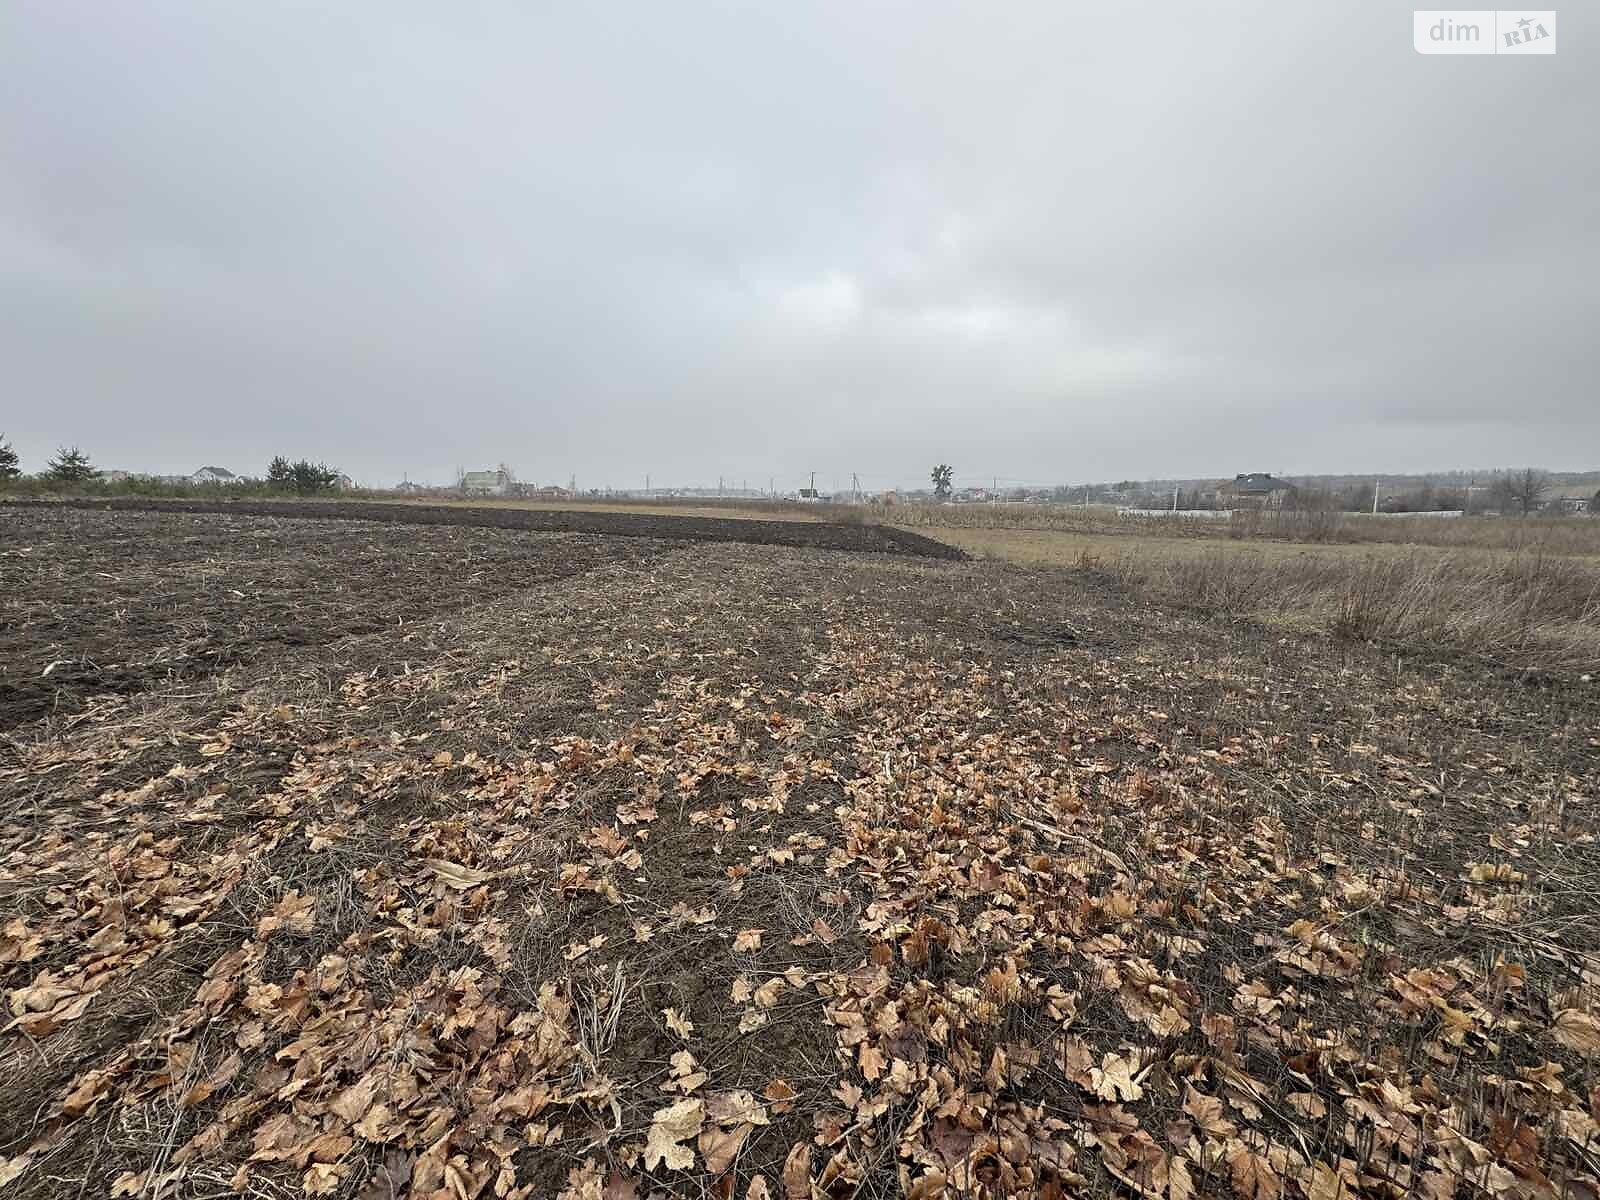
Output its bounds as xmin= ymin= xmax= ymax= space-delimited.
xmin=3 ymin=3 xmax=1595 ymax=492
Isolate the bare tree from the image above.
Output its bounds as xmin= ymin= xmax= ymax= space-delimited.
xmin=1503 ymin=468 xmax=1551 ymax=517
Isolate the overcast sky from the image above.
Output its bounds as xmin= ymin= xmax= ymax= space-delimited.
xmin=2 ymin=3 xmax=1594 ymax=491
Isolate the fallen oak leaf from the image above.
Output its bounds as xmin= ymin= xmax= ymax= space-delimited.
xmin=734 ymin=929 xmax=764 ymax=952
xmin=663 ymin=1007 xmax=694 ymax=1039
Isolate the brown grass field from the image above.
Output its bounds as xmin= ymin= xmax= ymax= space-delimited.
xmin=2 ymin=504 xmax=1597 ymax=1200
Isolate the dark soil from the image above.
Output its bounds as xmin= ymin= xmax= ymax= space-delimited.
xmin=0 ymin=506 xmax=679 ymax=730
xmin=1 ymin=498 xmax=965 ymax=560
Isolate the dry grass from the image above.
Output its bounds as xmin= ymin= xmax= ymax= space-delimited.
xmin=892 ymin=501 xmax=1600 ymax=556
xmin=1056 ymin=543 xmax=1600 ymax=675
xmin=915 ymin=524 xmax=1600 ymax=675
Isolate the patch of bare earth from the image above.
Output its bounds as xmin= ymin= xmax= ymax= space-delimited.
xmin=2 ymin=516 xmax=1597 ymax=1200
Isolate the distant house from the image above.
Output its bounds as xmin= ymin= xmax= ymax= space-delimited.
xmin=394 ymin=480 xmax=426 ymax=495
xmin=1540 ymin=486 xmax=1593 ymax=515
xmin=192 ymin=466 xmax=240 ymax=484
xmin=1217 ymin=473 xmax=1294 ymax=508
xmin=529 ymin=485 xmax=571 ymax=501
xmin=461 ymin=469 xmax=512 ymax=496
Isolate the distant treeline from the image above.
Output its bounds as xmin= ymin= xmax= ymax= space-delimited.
xmin=0 ymin=442 xmax=358 ymax=498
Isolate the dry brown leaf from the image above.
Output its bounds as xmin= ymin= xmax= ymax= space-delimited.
xmin=564 ymin=934 xmax=606 ymax=962
xmin=426 ymin=859 xmax=493 ymax=889
xmin=734 ymin=929 xmax=764 ymax=952
xmin=1285 ymin=1092 xmax=1326 ymax=1120
xmin=1168 ymin=1155 xmax=1194 ymax=1200
xmin=1225 ymin=1140 xmax=1282 ymax=1200
xmin=752 ymin=978 xmax=784 ymax=1008
xmin=1301 ymin=1162 xmax=1347 ymax=1200
xmin=747 ymin=1177 xmax=772 ymax=1200
xmin=782 ymin=1143 xmax=812 ymax=1200
xmin=353 ymin=1103 xmax=397 ymax=1143
xmin=706 ymin=1090 xmax=770 ymax=1127
xmin=699 ymin=1123 xmax=754 ymax=1175
xmin=257 ymin=890 xmax=316 ymax=938
xmin=1552 ymin=1008 xmax=1600 ymax=1055
xmin=1183 ymin=1086 xmax=1237 ymax=1138
xmin=643 ymin=1099 xmax=703 ymax=1172
xmin=0 ymin=1157 xmax=32 ymax=1190
xmin=1091 ymin=1052 xmax=1143 ymax=1103
xmin=859 ymin=1042 xmax=886 ymax=1082
xmin=663 ymin=1007 xmax=694 ymax=1039
xmin=303 ymin=1162 xmax=346 ymax=1196
xmin=763 ymin=1079 xmax=798 ymax=1113
xmin=329 ymin=1074 xmax=376 ymax=1123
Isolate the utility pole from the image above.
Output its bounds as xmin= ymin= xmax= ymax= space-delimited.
xmin=646 ymin=473 xmax=650 ymax=497
xmin=1372 ymin=479 xmax=1380 ymax=514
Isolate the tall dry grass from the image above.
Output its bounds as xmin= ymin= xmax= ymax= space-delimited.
xmin=887 ymin=500 xmax=1600 ymax=556
xmin=1079 ymin=546 xmax=1600 ymax=674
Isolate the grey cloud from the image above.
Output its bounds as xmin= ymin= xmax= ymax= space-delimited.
xmin=2 ymin=1 xmax=1594 ymax=489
